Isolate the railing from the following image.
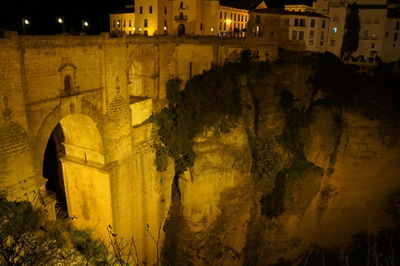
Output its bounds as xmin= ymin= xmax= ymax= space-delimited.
xmin=174 ymin=15 xmax=188 ymax=21
xmin=329 ymin=2 xmax=346 ymax=8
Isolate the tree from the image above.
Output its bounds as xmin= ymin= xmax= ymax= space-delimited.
xmin=341 ymin=4 xmax=361 ymax=58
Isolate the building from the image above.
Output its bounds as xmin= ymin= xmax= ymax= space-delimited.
xmin=248 ymin=8 xmax=329 ymax=52
xmin=218 ymin=5 xmax=249 ymax=37
xmin=109 ymin=6 xmax=135 ymax=35
xmin=316 ymin=0 xmax=400 ymax=62
xmin=109 ymin=0 xmax=267 ymax=36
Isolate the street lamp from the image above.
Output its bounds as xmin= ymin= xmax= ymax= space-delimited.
xmin=21 ymin=18 xmax=30 ymax=35
xmin=57 ymin=17 xmax=65 ymax=33
xmin=82 ymin=20 xmax=89 ymax=33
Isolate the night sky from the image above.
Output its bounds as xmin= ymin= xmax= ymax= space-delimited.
xmin=0 ymin=0 xmax=312 ymax=35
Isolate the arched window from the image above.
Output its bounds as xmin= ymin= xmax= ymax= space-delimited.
xmin=64 ymin=75 xmax=72 ymax=95
xmin=178 ymin=24 xmax=185 ymax=36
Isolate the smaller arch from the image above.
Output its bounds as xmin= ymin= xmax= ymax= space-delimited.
xmin=178 ymin=24 xmax=185 ymax=36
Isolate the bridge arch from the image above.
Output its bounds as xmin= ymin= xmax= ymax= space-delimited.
xmin=35 ymin=100 xmax=113 ymax=239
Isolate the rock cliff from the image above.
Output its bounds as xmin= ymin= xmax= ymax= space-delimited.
xmin=158 ymin=53 xmax=400 ymax=265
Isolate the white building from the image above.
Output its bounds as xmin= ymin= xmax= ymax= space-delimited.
xmin=110 ymin=0 xmax=266 ymax=36
xmin=248 ymin=8 xmax=329 ymax=52
xmin=316 ymin=0 xmax=400 ymax=62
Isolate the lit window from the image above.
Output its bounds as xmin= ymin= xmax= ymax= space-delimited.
xmin=332 ymin=27 xmax=337 ymax=33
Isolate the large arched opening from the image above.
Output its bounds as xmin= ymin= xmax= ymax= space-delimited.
xmin=42 ymin=113 xmax=113 ymax=239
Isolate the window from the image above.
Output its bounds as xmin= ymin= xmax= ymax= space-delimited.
xmin=371 ymin=43 xmax=375 ymax=49
xmin=129 ymin=20 xmax=131 ymax=27
xmin=310 ymin=19 xmax=315 ymax=27
xmin=397 ymin=21 xmax=400 ymax=30
xmin=149 ymin=6 xmax=152 ymax=14
xmin=220 ymin=11 xmax=222 ymax=19
xmin=144 ymin=30 xmax=148 ymax=36
xmin=256 ymin=15 xmax=260 ymax=24
xmin=180 ymin=2 xmax=184 ymax=9
xmin=139 ymin=6 xmax=143 ymax=14
xmin=321 ymin=31 xmax=324 ymax=40
xmin=332 ymin=27 xmax=337 ymax=33
xmin=309 ymin=30 xmax=314 ymax=40
xmin=224 ymin=22 xmax=226 ymax=30
xmin=394 ymin=32 xmax=398 ymax=42
xmin=64 ymin=75 xmax=72 ymax=94
xmin=322 ymin=20 xmax=326 ymax=28
xmin=292 ymin=30 xmax=297 ymax=40
xmin=385 ymin=32 xmax=389 ymax=37
xmin=200 ymin=23 xmax=203 ymax=30
xmin=164 ymin=19 xmax=167 ymax=26
xmin=123 ymin=20 xmax=125 ymax=27
xmin=224 ymin=12 xmax=226 ymax=19
xmin=294 ymin=18 xmax=299 ymax=26
xmin=165 ymin=6 xmax=167 ymax=14
xmin=299 ymin=31 xmax=304 ymax=40
xmin=320 ymin=41 xmax=324 ymax=45
xmin=144 ymin=19 xmax=148 ymax=27
xmin=220 ymin=22 xmax=222 ymax=30
xmin=300 ymin=19 xmax=305 ymax=27
xmin=234 ymin=14 xmax=236 ymax=21
xmin=330 ymin=39 xmax=336 ymax=46
xmin=309 ymin=40 xmax=314 ymax=45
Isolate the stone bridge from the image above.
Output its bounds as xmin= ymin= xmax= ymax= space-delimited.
xmin=0 ymin=32 xmax=277 ymax=261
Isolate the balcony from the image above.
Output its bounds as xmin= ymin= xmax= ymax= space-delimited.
xmin=174 ymin=15 xmax=188 ymax=22
xmin=329 ymin=2 xmax=346 ymax=8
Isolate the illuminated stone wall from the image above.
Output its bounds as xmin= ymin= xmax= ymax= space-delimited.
xmin=0 ymin=32 xmax=278 ymax=264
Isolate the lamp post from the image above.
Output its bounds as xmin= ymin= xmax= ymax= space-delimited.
xmin=21 ymin=18 xmax=29 ymax=35
xmin=57 ymin=17 xmax=65 ymax=33
xmin=82 ymin=20 xmax=89 ymax=33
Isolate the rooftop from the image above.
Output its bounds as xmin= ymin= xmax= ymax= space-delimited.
xmin=252 ymin=8 xmax=329 ymax=18
xmin=221 ymin=0 xmax=266 ymax=10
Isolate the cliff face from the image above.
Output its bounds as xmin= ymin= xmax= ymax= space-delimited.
xmin=160 ymin=61 xmax=400 ymax=265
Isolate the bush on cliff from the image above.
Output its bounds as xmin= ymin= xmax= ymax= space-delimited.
xmin=0 ymin=193 xmax=108 ymax=265
xmin=152 ymin=66 xmax=242 ymax=175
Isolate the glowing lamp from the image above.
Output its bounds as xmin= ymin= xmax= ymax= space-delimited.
xmin=58 ymin=18 xmax=63 ymax=24
xmin=24 ymin=19 xmax=29 ymax=25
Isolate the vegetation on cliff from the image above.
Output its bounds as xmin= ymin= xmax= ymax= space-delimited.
xmin=151 ymin=65 xmax=243 ymax=175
